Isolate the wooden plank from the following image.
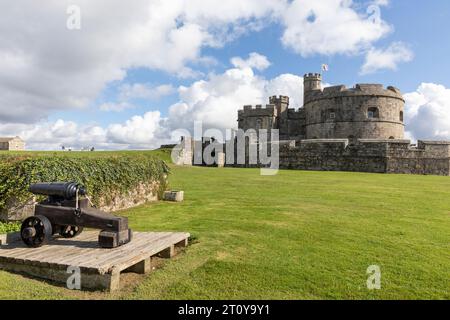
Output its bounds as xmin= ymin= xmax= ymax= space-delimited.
xmin=0 ymin=231 xmax=190 ymax=291
xmin=89 ymin=233 xmax=174 ymax=273
xmin=0 ymin=231 xmax=98 ymax=260
xmin=96 ymin=233 xmax=176 ymax=265
xmin=110 ymin=234 xmax=189 ymax=272
xmin=47 ymin=235 xmax=101 ymax=265
xmin=79 ymin=232 xmax=165 ymax=268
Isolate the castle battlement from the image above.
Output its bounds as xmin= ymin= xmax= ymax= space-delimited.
xmin=307 ymin=83 xmax=404 ymax=102
xmin=304 ymin=73 xmax=322 ymax=79
xmin=238 ymin=104 xmax=277 ymax=116
xmin=287 ymin=108 xmax=305 ymax=119
xmin=269 ymin=95 xmax=290 ymax=104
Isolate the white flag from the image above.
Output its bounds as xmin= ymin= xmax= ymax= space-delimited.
xmin=322 ymin=64 xmax=329 ymax=72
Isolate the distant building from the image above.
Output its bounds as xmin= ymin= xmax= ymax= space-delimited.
xmin=0 ymin=136 xmax=25 ymax=151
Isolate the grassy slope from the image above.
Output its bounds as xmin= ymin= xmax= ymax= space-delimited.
xmin=0 ymin=153 xmax=449 ymax=299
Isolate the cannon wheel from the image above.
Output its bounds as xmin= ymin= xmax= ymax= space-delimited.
xmin=21 ymin=215 xmax=53 ymax=248
xmin=59 ymin=225 xmax=84 ymax=238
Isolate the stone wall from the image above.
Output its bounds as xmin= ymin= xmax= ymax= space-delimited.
xmin=279 ymin=139 xmax=388 ymax=173
xmin=278 ymin=139 xmax=450 ymax=176
xmin=170 ymin=137 xmax=450 ymax=176
xmin=386 ymin=140 xmax=450 ymax=175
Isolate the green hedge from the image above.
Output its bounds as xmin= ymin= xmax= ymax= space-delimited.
xmin=0 ymin=221 xmax=20 ymax=234
xmin=0 ymin=154 xmax=170 ymax=215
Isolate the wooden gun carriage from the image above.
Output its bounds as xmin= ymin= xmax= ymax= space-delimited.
xmin=21 ymin=182 xmax=132 ymax=248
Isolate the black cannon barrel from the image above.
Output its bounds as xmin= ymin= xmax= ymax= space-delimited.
xmin=29 ymin=182 xmax=87 ymax=199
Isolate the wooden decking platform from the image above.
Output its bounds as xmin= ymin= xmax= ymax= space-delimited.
xmin=0 ymin=231 xmax=190 ymax=291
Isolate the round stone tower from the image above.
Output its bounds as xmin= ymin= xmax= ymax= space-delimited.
xmin=303 ymin=78 xmax=405 ymax=140
xmin=303 ymin=73 xmax=322 ymax=105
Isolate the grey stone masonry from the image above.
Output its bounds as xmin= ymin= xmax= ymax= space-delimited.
xmin=279 ymin=139 xmax=450 ymax=176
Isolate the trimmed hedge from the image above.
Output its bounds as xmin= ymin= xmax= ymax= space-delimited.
xmin=0 ymin=153 xmax=170 ymax=216
xmin=0 ymin=221 xmax=20 ymax=234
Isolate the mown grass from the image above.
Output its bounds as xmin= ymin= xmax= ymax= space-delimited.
xmin=0 ymin=152 xmax=449 ymax=299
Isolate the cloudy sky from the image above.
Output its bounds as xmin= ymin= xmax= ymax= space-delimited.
xmin=1 ymin=0 xmax=450 ymax=150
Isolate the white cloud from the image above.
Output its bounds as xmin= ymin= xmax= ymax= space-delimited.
xmin=231 ymin=52 xmax=272 ymax=71
xmin=404 ymin=83 xmax=450 ymax=141
xmin=1 ymin=112 xmax=167 ymax=150
xmin=0 ymin=0 xmax=282 ymax=124
xmin=0 ymin=0 xmax=402 ymax=125
xmin=280 ymin=0 xmax=392 ymax=56
xmin=118 ymin=83 xmax=176 ymax=101
xmin=372 ymin=0 xmax=390 ymax=6
xmin=99 ymin=102 xmax=134 ymax=112
xmin=167 ymin=65 xmax=304 ymax=132
xmin=107 ymin=111 xmax=165 ymax=145
xmin=360 ymin=42 xmax=414 ymax=74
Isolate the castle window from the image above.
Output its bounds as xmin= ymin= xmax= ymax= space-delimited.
xmin=400 ymin=111 xmax=404 ymax=122
xmin=389 ymin=136 xmax=395 ymax=139
xmin=327 ymin=109 xmax=336 ymax=120
xmin=368 ymin=107 xmax=379 ymax=119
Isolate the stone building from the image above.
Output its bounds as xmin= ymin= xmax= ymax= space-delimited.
xmin=238 ymin=73 xmax=405 ymax=141
xmin=237 ymin=96 xmax=305 ymax=141
xmin=0 ymin=136 xmax=25 ymax=151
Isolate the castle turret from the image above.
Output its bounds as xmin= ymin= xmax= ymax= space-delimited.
xmin=269 ymin=95 xmax=290 ymax=118
xmin=303 ymin=73 xmax=322 ymax=105
xmin=269 ymin=95 xmax=290 ymax=137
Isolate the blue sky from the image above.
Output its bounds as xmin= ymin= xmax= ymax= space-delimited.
xmin=1 ymin=0 xmax=450 ymax=149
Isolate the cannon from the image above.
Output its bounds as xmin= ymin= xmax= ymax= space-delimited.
xmin=21 ymin=182 xmax=132 ymax=248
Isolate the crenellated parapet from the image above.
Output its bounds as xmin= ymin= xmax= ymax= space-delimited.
xmin=305 ymin=83 xmax=404 ymax=104
xmin=238 ymin=104 xmax=277 ymax=117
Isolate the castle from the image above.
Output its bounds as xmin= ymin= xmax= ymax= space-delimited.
xmin=172 ymin=73 xmax=450 ymax=176
xmin=238 ymin=73 xmax=405 ymax=141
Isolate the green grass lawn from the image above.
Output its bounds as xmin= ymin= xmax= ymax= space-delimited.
xmin=0 ymin=162 xmax=449 ymax=299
